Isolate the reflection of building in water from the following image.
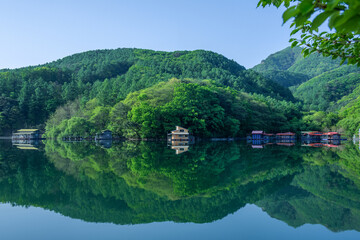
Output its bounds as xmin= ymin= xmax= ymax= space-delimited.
xmin=12 ymin=139 xmax=40 ymax=150
xmin=276 ymin=142 xmax=295 ymax=147
xmin=12 ymin=129 xmax=42 ymax=140
xmin=302 ymin=142 xmax=324 ymax=148
xmin=96 ymin=140 xmax=112 ymax=149
xmin=169 ymin=141 xmax=189 ymax=154
xmin=323 ymin=132 xmax=341 ymax=141
xmin=250 ymin=139 xmax=274 ymax=148
xmin=276 ymin=132 xmax=296 ymax=141
xmin=250 ymin=131 xmax=275 ymax=141
xmin=301 ymin=139 xmax=341 ymax=148
xmin=95 ymin=130 xmax=112 ymax=140
xmin=168 ymin=126 xmax=194 ymax=154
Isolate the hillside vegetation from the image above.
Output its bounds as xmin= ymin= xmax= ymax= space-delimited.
xmin=0 ymin=48 xmax=294 ymax=135
xmin=45 ymin=79 xmax=302 ymax=139
xmin=253 ymin=47 xmax=360 ymax=112
xmin=253 ymin=46 xmax=360 ymax=134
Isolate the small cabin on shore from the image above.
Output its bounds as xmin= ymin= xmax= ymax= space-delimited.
xmin=12 ymin=129 xmax=41 ymax=140
xmin=95 ymin=130 xmax=112 ymax=140
xmin=168 ymin=126 xmax=189 ymax=141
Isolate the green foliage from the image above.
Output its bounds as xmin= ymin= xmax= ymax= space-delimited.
xmin=302 ymin=111 xmax=340 ymax=131
xmin=253 ymin=46 xmax=360 ymax=115
xmin=257 ymin=70 xmax=310 ymax=88
xmin=293 ymin=65 xmax=360 ymax=111
xmin=253 ymin=46 xmax=347 ymax=79
xmin=0 ymin=67 xmax=71 ymax=129
xmin=257 ymin=0 xmax=360 ymax=65
xmin=0 ymin=97 xmax=22 ymax=135
xmin=337 ymin=96 xmax=360 ymax=134
xmin=47 ymin=79 xmax=302 ymax=138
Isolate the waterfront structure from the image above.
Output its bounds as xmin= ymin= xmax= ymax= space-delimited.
xmin=263 ymin=133 xmax=275 ymax=141
xmin=168 ymin=126 xmax=189 ymax=141
xmin=301 ymin=131 xmax=323 ymax=140
xmin=250 ymin=131 xmax=275 ymax=140
xmin=12 ymin=129 xmax=41 ymax=140
xmin=251 ymin=131 xmax=264 ymax=140
xmin=95 ymin=130 xmax=112 ymax=140
xmin=276 ymin=132 xmax=296 ymax=140
xmin=323 ymin=132 xmax=341 ymax=141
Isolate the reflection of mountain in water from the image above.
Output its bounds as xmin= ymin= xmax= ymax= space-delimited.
xmin=0 ymin=140 xmax=359 ymax=231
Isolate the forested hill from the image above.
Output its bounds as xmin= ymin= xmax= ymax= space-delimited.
xmin=252 ymin=46 xmax=348 ymax=89
xmin=253 ymin=46 xmax=344 ymax=78
xmin=46 ymin=48 xmax=293 ymax=101
xmin=252 ymin=46 xmax=360 ymax=135
xmin=252 ymin=46 xmax=360 ymax=112
xmin=0 ymin=48 xmax=294 ymax=135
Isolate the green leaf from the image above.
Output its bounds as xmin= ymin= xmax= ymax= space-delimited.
xmin=282 ymin=6 xmax=299 ymax=23
xmin=294 ymin=12 xmax=312 ymax=27
xmin=328 ymin=11 xmax=340 ymax=29
xmin=340 ymin=58 xmax=346 ymax=65
xmin=290 ymin=28 xmax=301 ymax=35
xmin=299 ymin=0 xmax=315 ymax=14
xmin=327 ymin=0 xmax=341 ymax=10
xmin=336 ymin=15 xmax=360 ymax=33
xmin=291 ymin=41 xmax=298 ymax=47
xmin=312 ymin=11 xmax=333 ymax=30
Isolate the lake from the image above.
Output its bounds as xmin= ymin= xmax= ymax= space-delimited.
xmin=0 ymin=140 xmax=360 ymax=239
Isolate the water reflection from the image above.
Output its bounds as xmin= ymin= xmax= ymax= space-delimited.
xmin=11 ymin=139 xmax=43 ymax=150
xmin=0 ymin=140 xmax=359 ymax=232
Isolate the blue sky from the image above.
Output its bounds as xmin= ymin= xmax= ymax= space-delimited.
xmin=0 ymin=0 xmax=292 ymax=69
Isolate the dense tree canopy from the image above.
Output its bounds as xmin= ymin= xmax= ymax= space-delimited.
xmin=46 ymin=79 xmax=303 ymax=139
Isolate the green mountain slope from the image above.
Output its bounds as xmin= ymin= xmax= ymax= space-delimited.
xmin=252 ymin=47 xmax=303 ymax=72
xmin=293 ymin=65 xmax=360 ymax=111
xmin=253 ymin=46 xmax=344 ymax=78
xmin=253 ymin=47 xmax=360 ymax=112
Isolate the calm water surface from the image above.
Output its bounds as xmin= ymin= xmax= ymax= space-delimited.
xmin=0 ymin=140 xmax=360 ymax=239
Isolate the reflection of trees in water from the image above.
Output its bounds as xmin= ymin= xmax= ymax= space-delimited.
xmin=257 ymin=144 xmax=360 ymax=232
xmin=0 ymin=141 xmax=359 ymax=231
